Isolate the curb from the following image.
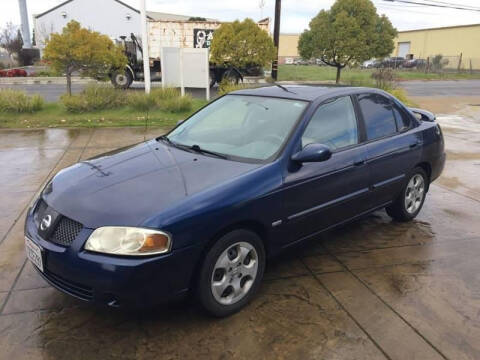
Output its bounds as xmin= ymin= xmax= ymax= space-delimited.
xmin=0 ymin=77 xmax=99 ymax=85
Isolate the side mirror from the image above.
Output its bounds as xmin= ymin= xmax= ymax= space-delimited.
xmin=291 ymin=143 xmax=332 ymax=163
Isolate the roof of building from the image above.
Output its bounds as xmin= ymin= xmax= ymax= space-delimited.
xmin=398 ymin=23 xmax=480 ymax=33
xmin=35 ymin=0 xmax=217 ymax=21
xmin=146 ymin=11 xmax=217 ymax=22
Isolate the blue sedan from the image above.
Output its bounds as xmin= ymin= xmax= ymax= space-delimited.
xmin=25 ymin=85 xmax=445 ymax=317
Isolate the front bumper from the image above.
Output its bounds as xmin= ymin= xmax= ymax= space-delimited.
xmin=25 ymin=203 xmax=202 ymax=308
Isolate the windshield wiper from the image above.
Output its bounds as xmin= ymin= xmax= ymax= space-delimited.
xmin=189 ymin=144 xmax=228 ymax=159
xmin=157 ymin=135 xmax=174 ymax=145
xmin=157 ymin=136 xmax=228 ymax=159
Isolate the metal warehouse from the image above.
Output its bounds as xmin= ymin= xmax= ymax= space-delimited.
xmin=278 ymin=23 xmax=480 ymax=69
xmin=393 ymin=23 xmax=480 ymax=69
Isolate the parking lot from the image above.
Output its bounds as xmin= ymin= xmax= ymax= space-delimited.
xmin=0 ymin=93 xmax=479 ymax=359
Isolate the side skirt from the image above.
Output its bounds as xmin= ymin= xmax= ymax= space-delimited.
xmin=279 ymin=201 xmax=393 ymax=252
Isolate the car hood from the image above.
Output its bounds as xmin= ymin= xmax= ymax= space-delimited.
xmin=43 ymin=140 xmax=260 ymax=228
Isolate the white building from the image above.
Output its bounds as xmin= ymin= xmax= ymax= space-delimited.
xmin=33 ymin=0 xmax=216 ymax=53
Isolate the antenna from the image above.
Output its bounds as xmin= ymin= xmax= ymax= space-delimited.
xmin=275 ymin=83 xmax=297 ymax=94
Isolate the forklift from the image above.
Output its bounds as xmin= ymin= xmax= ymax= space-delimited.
xmin=111 ymin=33 xmax=251 ymax=89
xmin=110 ymin=33 xmax=161 ymax=89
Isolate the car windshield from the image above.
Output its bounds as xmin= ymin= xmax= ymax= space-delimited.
xmin=166 ymin=95 xmax=308 ymax=161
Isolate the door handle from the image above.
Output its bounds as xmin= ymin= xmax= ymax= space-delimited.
xmin=353 ymin=159 xmax=365 ymax=166
xmin=409 ymin=141 xmax=421 ymax=148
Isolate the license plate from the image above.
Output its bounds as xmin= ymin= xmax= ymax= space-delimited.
xmin=25 ymin=237 xmax=44 ymax=272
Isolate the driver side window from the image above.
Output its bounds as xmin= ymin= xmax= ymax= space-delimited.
xmin=302 ymin=96 xmax=358 ymax=150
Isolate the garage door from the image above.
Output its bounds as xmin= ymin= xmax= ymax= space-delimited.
xmin=398 ymin=42 xmax=411 ymax=58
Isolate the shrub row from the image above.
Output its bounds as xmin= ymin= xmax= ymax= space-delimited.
xmin=60 ymin=85 xmax=193 ymax=113
xmin=0 ymin=89 xmax=44 ymax=113
xmin=217 ymin=79 xmax=254 ymax=96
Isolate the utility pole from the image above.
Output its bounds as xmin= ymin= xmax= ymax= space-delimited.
xmin=271 ymin=0 xmax=281 ymax=81
xmin=18 ymin=0 xmax=32 ymax=48
xmin=140 ymin=0 xmax=151 ymax=94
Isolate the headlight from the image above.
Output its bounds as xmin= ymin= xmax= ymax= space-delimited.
xmin=85 ymin=227 xmax=171 ymax=256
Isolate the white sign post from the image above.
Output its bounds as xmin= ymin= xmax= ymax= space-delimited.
xmin=140 ymin=0 xmax=151 ymax=94
xmin=160 ymin=47 xmax=210 ymax=101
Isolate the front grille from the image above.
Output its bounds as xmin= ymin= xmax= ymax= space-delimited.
xmin=33 ymin=199 xmax=83 ymax=247
xmin=49 ymin=217 xmax=83 ymax=246
xmin=41 ymin=269 xmax=93 ymax=301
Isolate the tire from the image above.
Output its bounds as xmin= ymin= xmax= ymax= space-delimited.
xmin=111 ymin=69 xmax=133 ymax=89
xmin=222 ymin=69 xmax=240 ymax=85
xmin=386 ymin=167 xmax=428 ymax=222
xmin=197 ymin=229 xmax=265 ymax=317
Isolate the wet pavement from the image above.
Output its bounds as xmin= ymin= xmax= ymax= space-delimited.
xmin=0 ymin=101 xmax=480 ymax=359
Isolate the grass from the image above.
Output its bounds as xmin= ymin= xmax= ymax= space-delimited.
xmin=278 ymin=65 xmax=480 ymax=82
xmin=0 ymin=99 xmax=207 ymax=129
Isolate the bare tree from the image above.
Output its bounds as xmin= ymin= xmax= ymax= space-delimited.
xmin=0 ymin=22 xmax=23 ymax=60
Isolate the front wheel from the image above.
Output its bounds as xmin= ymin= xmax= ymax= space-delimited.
xmin=386 ymin=167 xmax=428 ymax=222
xmin=111 ymin=69 xmax=133 ymax=89
xmin=197 ymin=229 xmax=265 ymax=317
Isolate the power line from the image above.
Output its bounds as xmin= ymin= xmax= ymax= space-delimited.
xmin=421 ymin=0 xmax=480 ymax=10
xmin=383 ymin=0 xmax=480 ymax=12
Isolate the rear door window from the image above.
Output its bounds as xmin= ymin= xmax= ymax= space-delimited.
xmin=357 ymin=93 xmax=397 ymax=140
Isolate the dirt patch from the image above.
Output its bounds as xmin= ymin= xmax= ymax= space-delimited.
xmin=445 ymin=151 xmax=480 ymax=160
xmin=437 ymin=176 xmax=463 ymax=189
xmin=410 ymin=96 xmax=480 ymax=117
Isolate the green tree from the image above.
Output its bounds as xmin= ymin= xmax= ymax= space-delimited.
xmin=298 ymin=0 xmax=397 ymax=83
xmin=210 ymin=18 xmax=276 ymax=68
xmin=43 ymin=21 xmax=126 ymax=95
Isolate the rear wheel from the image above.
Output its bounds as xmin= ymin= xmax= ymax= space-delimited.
xmin=111 ymin=69 xmax=133 ymax=89
xmin=386 ymin=167 xmax=428 ymax=222
xmin=197 ymin=229 xmax=265 ymax=317
xmin=222 ymin=69 xmax=240 ymax=85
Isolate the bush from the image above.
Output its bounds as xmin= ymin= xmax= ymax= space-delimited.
xmin=61 ymin=84 xmax=127 ymax=113
xmin=344 ymin=74 xmax=375 ymax=87
xmin=371 ymin=68 xmax=396 ymax=90
xmin=387 ymin=88 xmax=416 ymax=107
xmin=160 ymin=94 xmax=193 ymax=112
xmin=151 ymin=87 xmax=181 ymax=101
xmin=35 ymin=69 xmax=61 ymax=77
xmin=218 ymin=79 xmax=252 ymax=96
xmin=127 ymin=91 xmax=156 ymax=111
xmin=0 ymin=90 xmax=44 ymax=113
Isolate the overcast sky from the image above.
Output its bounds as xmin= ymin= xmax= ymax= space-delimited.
xmin=2 ymin=0 xmax=480 ymax=33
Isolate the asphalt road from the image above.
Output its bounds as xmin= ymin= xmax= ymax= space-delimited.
xmin=399 ymin=79 xmax=480 ymax=96
xmin=0 ymin=82 xmax=214 ymax=102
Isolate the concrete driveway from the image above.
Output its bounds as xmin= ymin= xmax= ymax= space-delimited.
xmin=0 ymin=110 xmax=480 ymax=359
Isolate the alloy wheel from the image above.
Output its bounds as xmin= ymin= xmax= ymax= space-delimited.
xmin=210 ymin=241 xmax=258 ymax=305
xmin=405 ymin=174 xmax=425 ymax=214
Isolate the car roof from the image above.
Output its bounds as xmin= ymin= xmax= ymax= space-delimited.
xmin=230 ymin=85 xmax=383 ymax=102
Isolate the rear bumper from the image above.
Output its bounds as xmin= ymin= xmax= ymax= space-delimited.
xmin=431 ymin=152 xmax=446 ymax=183
xmin=25 ymin=206 xmax=202 ymax=308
